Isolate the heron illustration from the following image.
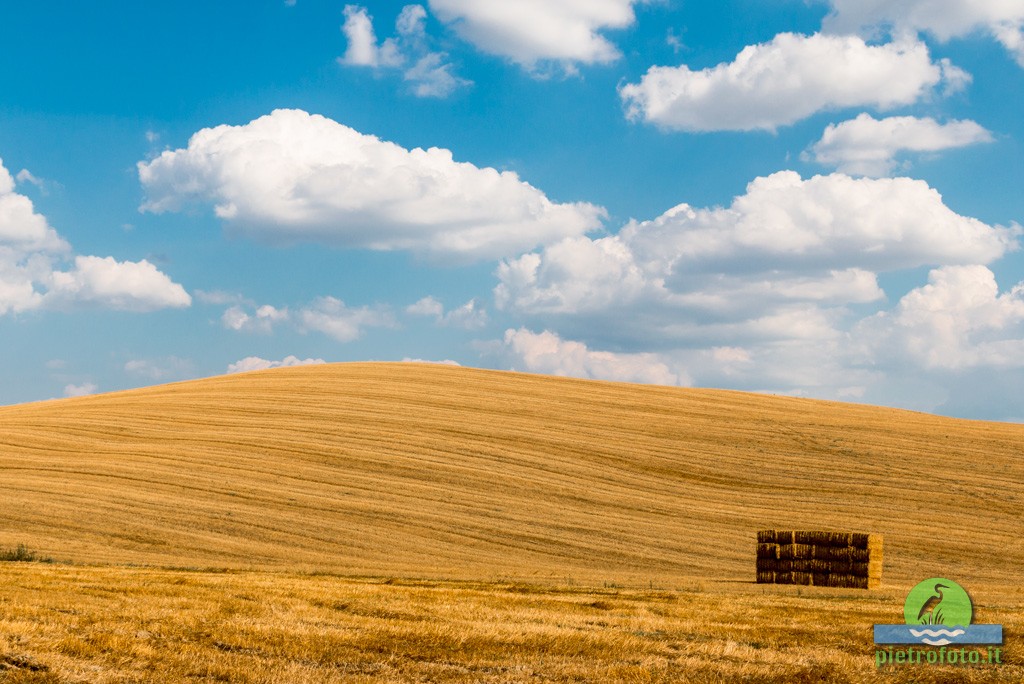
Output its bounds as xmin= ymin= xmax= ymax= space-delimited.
xmin=917 ymin=583 xmax=949 ymax=625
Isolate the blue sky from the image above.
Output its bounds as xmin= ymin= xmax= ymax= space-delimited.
xmin=1 ymin=0 xmax=1023 ymax=420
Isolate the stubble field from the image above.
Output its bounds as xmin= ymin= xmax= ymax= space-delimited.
xmin=0 ymin=363 xmax=1022 ymax=681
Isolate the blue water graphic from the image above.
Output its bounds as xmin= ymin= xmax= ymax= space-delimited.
xmin=874 ymin=624 xmax=1002 ymax=645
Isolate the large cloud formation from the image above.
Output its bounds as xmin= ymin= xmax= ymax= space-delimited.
xmin=857 ymin=265 xmax=1024 ymax=370
xmin=498 ymin=171 xmax=1015 ymax=317
xmin=493 ymin=171 xmax=1022 ymax=408
xmin=823 ymin=0 xmax=1024 ymax=67
xmin=138 ymin=109 xmax=605 ymax=261
xmin=0 ymin=159 xmax=190 ymax=316
xmin=620 ymin=33 xmax=966 ymax=132
xmin=428 ymin=0 xmax=640 ymax=69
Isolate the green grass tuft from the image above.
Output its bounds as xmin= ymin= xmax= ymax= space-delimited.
xmin=0 ymin=544 xmax=52 ymax=563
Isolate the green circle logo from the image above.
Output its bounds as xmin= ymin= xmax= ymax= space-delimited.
xmin=904 ymin=578 xmax=972 ymax=627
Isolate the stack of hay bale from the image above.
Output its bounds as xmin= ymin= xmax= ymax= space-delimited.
xmin=756 ymin=530 xmax=882 ymax=589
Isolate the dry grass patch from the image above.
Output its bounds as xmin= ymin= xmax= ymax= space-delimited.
xmin=0 ymin=565 xmax=1021 ymax=683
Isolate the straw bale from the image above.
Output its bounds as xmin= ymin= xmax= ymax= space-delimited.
xmin=849 ymin=548 xmax=871 ymax=562
xmin=808 ymin=546 xmax=832 ymax=561
xmin=791 ymin=572 xmax=813 ymax=586
xmin=756 ymin=562 xmax=880 ymax=588
xmin=755 ymin=530 xmax=882 ymax=587
xmin=844 ymin=560 xmax=883 ymax=578
xmin=833 ymin=574 xmax=854 ymax=588
xmin=833 ymin=574 xmax=865 ymax=588
xmin=809 ymin=546 xmax=857 ymax=561
xmin=788 ymin=559 xmax=834 ymax=573
xmin=764 ymin=558 xmax=883 ymax=577
xmin=756 ymin=561 xmax=884 ymax=583
xmin=851 ymin=533 xmax=883 ymax=550
xmin=795 ymin=530 xmax=855 ymax=546
xmin=810 ymin=559 xmax=835 ymax=573
xmin=765 ymin=558 xmax=876 ymax=576
xmin=790 ymin=532 xmax=847 ymax=548
xmin=793 ymin=531 xmax=821 ymax=545
xmin=778 ymin=530 xmax=884 ymax=549
xmin=779 ymin=544 xmax=814 ymax=560
xmin=811 ymin=574 xmax=862 ymax=589
xmin=831 ymin=531 xmax=854 ymax=546
xmin=758 ymin=529 xmax=795 ymax=545
xmin=757 ymin=559 xmax=784 ymax=572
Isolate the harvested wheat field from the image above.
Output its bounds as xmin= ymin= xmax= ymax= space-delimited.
xmin=1 ymin=362 xmax=1022 ymax=681
xmin=0 ymin=565 xmax=1020 ymax=683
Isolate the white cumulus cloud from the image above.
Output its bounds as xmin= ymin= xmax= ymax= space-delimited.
xmin=221 ymin=295 xmax=394 ymax=342
xmin=492 ymin=171 xmax=1022 ymax=407
xmin=340 ymin=5 xmax=403 ymax=67
xmin=222 ymin=304 xmax=290 ymax=334
xmin=406 ymin=295 xmax=487 ymax=329
xmin=63 ymin=382 xmax=98 ymax=398
xmin=406 ymin=295 xmax=445 ymax=317
xmin=43 ymin=256 xmax=192 ymax=312
xmin=441 ymin=298 xmax=488 ymax=329
xmin=0 ymin=158 xmax=190 ymax=316
xmin=498 ymin=172 xmax=1016 ymax=321
xmin=138 ymin=109 xmax=605 ymax=261
xmin=428 ymin=0 xmax=640 ymax=69
xmin=856 ymin=265 xmax=1024 ymax=370
xmin=620 ymin=33 xmax=961 ymax=132
xmin=298 ymin=296 xmax=396 ymax=342
xmin=500 ymin=328 xmax=688 ymax=386
xmin=401 ymin=357 xmax=461 ymax=366
xmin=0 ymin=163 xmax=67 ymax=254
xmin=227 ymin=355 xmax=327 ymax=374
xmin=823 ymin=0 xmax=1024 ymax=67
xmin=807 ymin=113 xmax=994 ymax=176
xmin=495 ymin=235 xmax=649 ymax=314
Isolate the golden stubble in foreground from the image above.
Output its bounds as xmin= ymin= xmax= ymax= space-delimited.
xmin=0 ymin=565 xmax=1020 ymax=683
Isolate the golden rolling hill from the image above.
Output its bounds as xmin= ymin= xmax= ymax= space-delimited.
xmin=1 ymin=362 xmax=1021 ymax=588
